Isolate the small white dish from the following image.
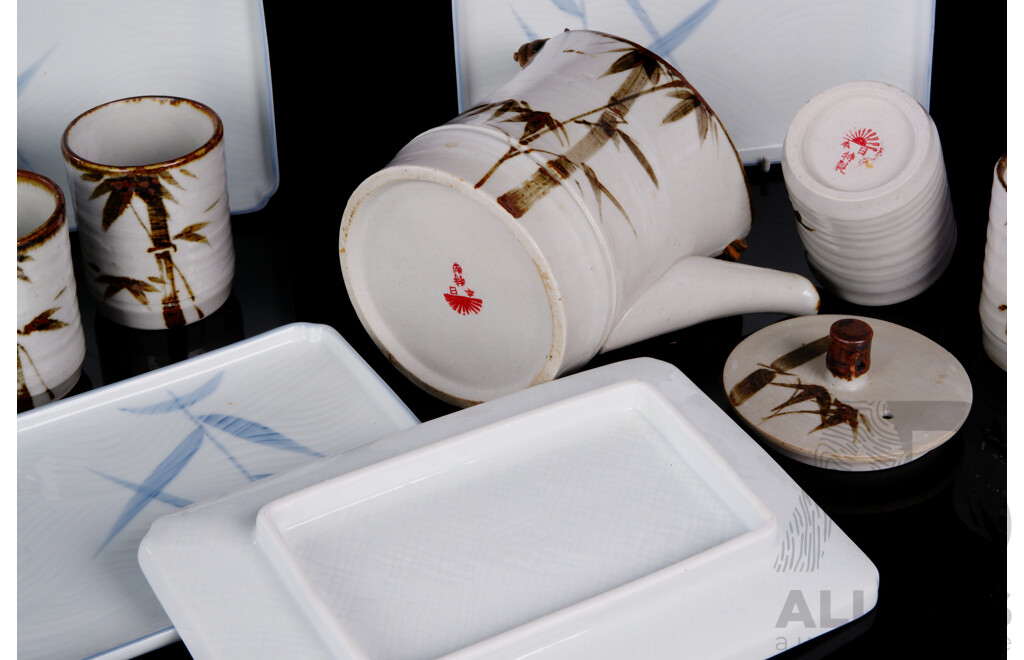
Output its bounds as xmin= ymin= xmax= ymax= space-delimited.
xmin=452 ymin=0 xmax=935 ymax=164
xmin=140 ymin=357 xmax=878 ymax=659
xmin=17 ymin=0 xmax=279 ymax=228
xmin=255 ymin=381 xmax=775 ymax=659
xmin=18 ymin=323 xmax=418 ymax=660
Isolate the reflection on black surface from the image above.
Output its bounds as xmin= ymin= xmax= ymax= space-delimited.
xmin=63 ymin=369 xmax=94 ymax=401
xmin=753 ymin=427 xmax=965 ymax=516
xmin=589 ymin=315 xmax=745 ymax=400
xmin=954 ymin=352 xmax=1008 ymax=544
xmin=93 ymin=291 xmax=245 ymax=385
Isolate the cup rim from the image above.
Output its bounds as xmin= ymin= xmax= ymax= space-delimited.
xmin=17 ymin=169 xmax=66 ymax=249
xmin=61 ymin=96 xmax=224 ymax=174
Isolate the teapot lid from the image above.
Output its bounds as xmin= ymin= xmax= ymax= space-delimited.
xmin=722 ymin=314 xmax=972 ymax=471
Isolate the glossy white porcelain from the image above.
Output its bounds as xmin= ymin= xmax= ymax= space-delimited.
xmin=140 ymin=357 xmax=878 ymax=659
xmin=781 ymin=81 xmax=956 ymax=305
xmin=17 ymin=0 xmax=278 ymax=228
xmin=980 ymin=155 xmax=1007 ymax=370
xmin=452 ymin=0 xmax=935 ymax=164
xmin=62 ymin=96 xmax=236 ymax=330
xmin=17 ymin=170 xmax=86 ymax=411
xmin=255 ymin=381 xmax=774 ymax=659
xmin=341 ymin=29 xmax=818 ymax=406
xmin=18 ymin=323 xmax=418 ymax=660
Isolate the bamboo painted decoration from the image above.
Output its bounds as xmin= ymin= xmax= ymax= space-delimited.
xmin=62 ymin=97 xmax=235 ymax=330
xmin=464 ymin=37 xmax=718 ymax=233
xmin=338 ymin=30 xmax=820 ymax=406
xmin=84 ymin=168 xmax=208 ymax=327
xmin=17 ymin=170 xmax=86 ymax=411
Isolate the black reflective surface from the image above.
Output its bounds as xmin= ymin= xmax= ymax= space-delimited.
xmin=51 ymin=1 xmax=1004 ymax=657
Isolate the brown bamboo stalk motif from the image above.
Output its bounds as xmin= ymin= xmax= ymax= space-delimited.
xmin=83 ymin=169 xmax=209 ymax=327
xmin=17 ymin=349 xmax=55 ymax=411
xmin=466 ymin=41 xmax=718 ymax=231
xmin=17 ymin=307 xmax=69 ymax=411
xmin=154 ymin=251 xmax=186 ymax=327
xmin=495 ymin=64 xmax=650 ymax=219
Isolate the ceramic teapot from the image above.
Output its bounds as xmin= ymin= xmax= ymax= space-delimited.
xmin=340 ymin=30 xmax=819 ymax=405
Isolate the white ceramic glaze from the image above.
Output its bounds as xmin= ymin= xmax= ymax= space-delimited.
xmin=723 ymin=315 xmax=973 ymax=471
xmin=451 ymin=0 xmax=935 ymax=165
xmin=17 ymin=323 xmax=418 ymax=660
xmin=63 ymin=96 xmax=235 ymax=329
xmin=255 ymin=381 xmax=775 ymax=659
xmin=980 ymin=155 xmax=1007 ymax=370
xmin=340 ymin=30 xmax=819 ymax=406
xmin=140 ymin=357 xmax=878 ymax=659
xmin=781 ymin=81 xmax=957 ymax=306
xmin=17 ymin=0 xmax=278 ymax=228
xmin=17 ymin=170 xmax=86 ymax=412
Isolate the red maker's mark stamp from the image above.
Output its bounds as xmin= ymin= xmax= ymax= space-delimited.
xmin=443 ymin=263 xmax=483 ymax=315
xmin=835 ymin=128 xmax=883 ymax=174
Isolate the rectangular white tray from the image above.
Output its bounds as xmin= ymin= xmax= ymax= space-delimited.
xmin=255 ymin=381 xmax=774 ymax=659
xmin=17 ymin=323 xmax=418 ymax=660
xmin=17 ymin=0 xmax=279 ymax=228
xmin=452 ymin=0 xmax=935 ymax=164
xmin=140 ymin=357 xmax=878 ymax=659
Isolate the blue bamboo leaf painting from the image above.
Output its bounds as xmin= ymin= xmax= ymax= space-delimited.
xmin=91 ymin=470 xmax=194 ymax=508
xmin=95 ymin=426 xmax=205 ymax=556
xmin=647 ymin=0 xmax=718 ymax=57
xmin=17 ymin=44 xmax=58 ymax=170
xmin=95 ymin=371 xmax=322 ymax=555
xmin=510 ymin=7 xmax=542 ymax=41
xmin=197 ymin=414 xmax=325 ymax=458
xmin=17 ymin=45 xmax=57 ymax=98
xmin=624 ymin=0 xmax=659 ymax=39
xmin=119 ymin=371 xmax=224 ymax=415
xmin=511 ymin=0 xmax=720 ymax=70
xmin=549 ymin=0 xmax=586 ymax=22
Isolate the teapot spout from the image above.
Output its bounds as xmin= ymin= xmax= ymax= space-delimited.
xmin=602 ymin=256 xmax=820 ymax=352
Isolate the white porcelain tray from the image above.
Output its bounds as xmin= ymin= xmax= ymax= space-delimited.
xmin=256 ymin=381 xmax=775 ymax=659
xmin=452 ymin=0 xmax=935 ymax=164
xmin=140 ymin=357 xmax=878 ymax=659
xmin=17 ymin=0 xmax=279 ymax=228
xmin=17 ymin=323 xmax=418 ymax=660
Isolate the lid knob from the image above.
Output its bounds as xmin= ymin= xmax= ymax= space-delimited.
xmin=826 ymin=318 xmax=873 ymax=381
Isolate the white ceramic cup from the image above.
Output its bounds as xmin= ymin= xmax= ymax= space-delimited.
xmin=781 ymin=80 xmax=957 ymax=306
xmin=980 ymin=154 xmax=1007 ymax=370
xmin=17 ymin=170 xmax=86 ymax=411
xmin=340 ymin=30 xmax=819 ymax=406
xmin=62 ymin=96 xmax=235 ymax=329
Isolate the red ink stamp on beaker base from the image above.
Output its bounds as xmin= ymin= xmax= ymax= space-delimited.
xmin=835 ymin=128 xmax=883 ymax=174
xmin=443 ymin=263 xmax=483 ymax=315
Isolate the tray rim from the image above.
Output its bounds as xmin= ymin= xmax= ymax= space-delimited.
xmin=17 ymin=322 xmax=418 ymax=660
xmin=254 ymin=379 xmax=777 ymax=658
xmin=139 ymin=356 xmax=879 ymax=659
